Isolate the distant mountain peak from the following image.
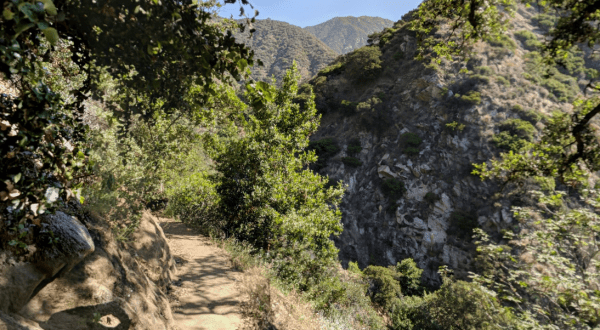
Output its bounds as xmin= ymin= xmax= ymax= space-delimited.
xmin=233 ymin=19 xmax=338 ymax=83
xmin=304 ymin=16 xmax=395 ymax=54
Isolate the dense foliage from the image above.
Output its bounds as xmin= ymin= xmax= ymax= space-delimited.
xmin=412 ymin=0 xmax=600 ymax=328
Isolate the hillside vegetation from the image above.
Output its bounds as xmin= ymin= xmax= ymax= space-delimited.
xmin=234 ymin=19 xmax=338 ymax=83
xmin=2 ymin=0 xmax=600 ymax=329
xmin=304 ymin=16 xmax=394 ymax=54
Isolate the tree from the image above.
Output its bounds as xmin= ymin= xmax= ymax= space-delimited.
xmin=410 ymin=0 xmax=600 ymax=181
xmin=0 ymin=0 xmax=257 ymax=250
xmin=212 ymin=62 xmax=345 ymax=289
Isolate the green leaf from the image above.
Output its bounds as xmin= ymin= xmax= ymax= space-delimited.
xmin=41 ymin=0 xmax=58 ymax=16
xmin=37 ymin=21 xmax=50 ymax=30
xmin=14 ymin=22 xmax=36 ymax=38
xmin=42 ymin=27 xmax=59 ymax=45
xmin=14 ymin=173 xmax=21 ymax=183
xmin=3 ymin=9 xmax=14 ymax=20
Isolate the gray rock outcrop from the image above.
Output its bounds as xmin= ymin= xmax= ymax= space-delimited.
xmin=0 ymin=212 xmax=94 ymax=314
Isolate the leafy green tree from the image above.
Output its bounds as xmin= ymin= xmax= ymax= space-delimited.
xmin=0 ymin=0 xmax=256 ymax=249
xmin=212 ymin=62 xmax=345 ymax=289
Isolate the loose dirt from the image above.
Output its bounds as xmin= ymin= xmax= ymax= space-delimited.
xmin=160 ymin=218 xmax=243 ymax=330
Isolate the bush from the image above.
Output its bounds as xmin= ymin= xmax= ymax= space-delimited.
xmin=470 ymin=74 xmax=491 ymax=84
xmin=492 ymin=131 xmax=530 ymax=151
xmin=339 ymin=99 xmax=358 ymax=116
xmin=485 ymin=34 xmax=516 ymax=50
xmin=514 ymin=30 xmax=542 ymax=50
xmin=523 ymin=52 xmax=580 ymax=102
xmin=474 ymin=66 xmax=494 ymax=75
xmin=424 ymin=192 xmax=440 ymax=204
xmin=533 ymin=13 xmax=557 ymax=31
xmin=511 ymin=105 xmax=545 ymax=124
xmin=363 ymin=259 xmax=425 ymax=311
xmin=445 ymin=121 xmax=465 ymax=131
xmin=342 ymin=156 xmax=363 ymax=167
xmin=402 ymin=132 xmax=422 ymax=147
xmin=456 ymin=90 xmax=482 ymax=105
xmin=381 ymin=178 xmax=406 ymax=200
xmin=498 ymin=119 xmax=537 ymax=140
xmin=448 ymin=210 xmax=478 ymax=240
xmin=308 ymin=138 xmax=341 ymax=170
xmin=394 ymin=258 xmax=425 ymax=297
xmin=391 ymin=277 xmax=516 ymax=330
xmin=495 ymin=75 xmax=510 ymax=86
xmin=318 ymin=61 xmax=345 ymax=76
xmin=363 ymin=266 xmax=403 ymax=310
xmin=345 ymin=46 xmax=383 ymax=83
xmin=347 ymin=138 xmax=362 ymax=155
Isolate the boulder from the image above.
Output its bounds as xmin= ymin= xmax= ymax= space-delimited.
xmin=377 ymin=165 xmax=397 ymax=179
xmin=0 ymin=212 xmax=94 ymax=314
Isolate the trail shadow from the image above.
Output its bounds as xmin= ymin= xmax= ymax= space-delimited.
xmin=39 ymin=301 xmax=130 ymax=330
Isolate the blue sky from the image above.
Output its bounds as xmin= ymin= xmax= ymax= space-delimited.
xmin=216 ymin=0 xmax=421 ymax=28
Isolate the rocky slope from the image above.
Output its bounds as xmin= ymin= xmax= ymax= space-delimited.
xmin=304 ymin=16 xmax=394 ymax=54
xmin=1 ymin=206 xmax=176 ymax=330
xmin=234 ymin=19 xmax=338 ymax=83
xmin=307 ymin=6 xmax=597 ymax=285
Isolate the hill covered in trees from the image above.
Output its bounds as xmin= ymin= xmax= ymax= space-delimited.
xmin=234 ymin=19 xmax=338 ymax=83
xmin=2 ymin=0 xmax=600 ymax=329
xmin=304 ymin=16 xmax=394 ymax=54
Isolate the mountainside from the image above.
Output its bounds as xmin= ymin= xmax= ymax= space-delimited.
xmin=305 ymin=6 xmax=598 ymax=285
xmin=234 ymin=19 xmax=338 ymax=83
xmin=304 ymin=16 xmax=394 ymax=54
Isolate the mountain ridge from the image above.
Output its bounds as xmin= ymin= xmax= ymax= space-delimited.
xmin=304 ymin=16 xmax=394 ymax=54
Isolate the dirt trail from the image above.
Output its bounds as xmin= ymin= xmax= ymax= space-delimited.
xmin=159 ymin=218 xmax=243 ymax=330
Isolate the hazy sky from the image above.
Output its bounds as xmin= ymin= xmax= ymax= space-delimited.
xmin=216 ymin=0 xmax=421 ymax=28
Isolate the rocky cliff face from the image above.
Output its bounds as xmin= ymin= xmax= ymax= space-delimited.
xmin=304 ymin=16 xmax=394 ymax=54
xmin=234 ymin=19 xmax=338 ymax=83
xmin=308 ymin=6 xmax=594 ymax=285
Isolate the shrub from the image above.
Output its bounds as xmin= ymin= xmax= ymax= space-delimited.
xmin=511 ymin=105 xmax=545 ymax=124
xmin=339 ymin=100 xmax=358 ymax=116
xmin=391 ymin=277 xmax=516 ymax=330
xmin=381 ymin=178 xmax=406 ymax=200
xmin=498 ymin=118 xmax=537 ymax=140
xmin=363 ymin=266 xmax=403 ymax=310
xmin=347 ymin=138 xmax=362 ymax=155
xmin=485 ymin=34 xmax=516 ymax=50
xmin=523 ymin=52 xmax=580 ymax=102
xmin=470 ymin=74 xmax=491 ymax=84
xmin=448 ymin=210 xmax=478 ymax=240
xmin=394 ymin=258 xmax=425 ymax=297
xmin=318 ymin=61 xmax=345 ymax=76
xmin=345 ymin=46 xmax=383 ymax=83
xmin=474 ymin=66 xmax=494 ymax=75
xmin=404 ymin=147 xmax=420 ymax=155
xmin=492 ymin=131 xmax=530 ymax=151
xmin=533 ymin=13 xmax=557 ymax=31
xmin=456 ymin=90 xmax=482 ymax=105
xmin=402 ymin=132 xmax=422 ymax=147
xmin=342 ymin=156 xmax=362 ymax=167
xmin=308 ymin=138 xmax=341 ymax=170
xmin=445 ymin=121 xmax=465 ymax=131
xmin=495 ymin=75 xmax=510 ymax=86
xmin=424 ymin=192 xmax=440 ymax=204
xmin=394 ymin=52 xmax=404 ymax=60
xmin=514 ymin=30 xmax=542 ymax=50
